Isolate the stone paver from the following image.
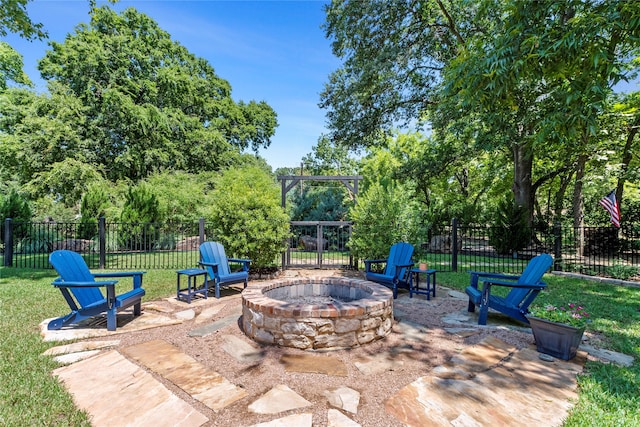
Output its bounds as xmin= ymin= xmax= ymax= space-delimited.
xmin=187 ymin=313 xmax=240 ymax=337
xmin=323 ymin=386 xmax=360 ymax=414
xmin=53 ymin=350 xmax=208 ymax=427
xmin=353 ymin=350 xmax=404 ymax=375
xmin=53 ymin=350 xmax=103 ymax=364
xmin=281 ymin=353 xmax=348 ymax=376
xmin=44 ymin=339 xmax=121 ymax=356
xmin=580 ymin=344 xmax=635 ymax=366
xmin=122 ymin=339 xmax=247 ymax=412
xmin=195 ymin=304 xmax=226 ymax=324
xmin=247 ymin=384 xmax=312 ymax=415
xmin=246 ymin=413 xmax=313 ymax=427
xmin=40 ymin=310 xmax=182 ymax=342
xmin=384 ymin=336 xmax=585 ymax=426
xmin=327 ymin=409 xmax=361 ymax=427
xmin=221 ymin=334 xmax=265 ymax=363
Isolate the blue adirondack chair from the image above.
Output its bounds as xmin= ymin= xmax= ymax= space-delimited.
xmin=466 ymin=253 xmax=553 ymax=325
xmin=48 ymin=250 xmax=145 ymax=331
xmin=364 ymin=242 xmax=415 ymax=299
xmin=199 ymin=242 xmax=251 ymax=298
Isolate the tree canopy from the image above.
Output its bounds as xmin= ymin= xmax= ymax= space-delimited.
xmin=321 ymin=0 xmax=640 ymax=226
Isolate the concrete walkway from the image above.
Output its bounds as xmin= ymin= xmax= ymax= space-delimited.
xmin=41 ymin=284 xmax=631 ymax=427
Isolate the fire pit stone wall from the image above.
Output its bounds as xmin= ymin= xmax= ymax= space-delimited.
xmin=241 ymin=276 xmax=394 ymax=350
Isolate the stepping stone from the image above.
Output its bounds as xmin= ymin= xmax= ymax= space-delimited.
xmin=353 ymin=351 xmax=404 ymax=375
xmin=444 ymin=327 xmax=480 ymax=338
xmin=221 ymin=334 xmax=264 ymax=363
xmin=176 ymin=309 xmax=196 ymax=320
xmin=327 ymin=409 xmax=361 ymax=427
xmin=447 ymin=290 xmax=468 ymax=300
xmin=394 ymin=320 xmax=428 ymax=341
xmin=195 ymin=304 xmax=226 ymax=324
xmin=324 ymin=386 xmax=360 ymax=414
xmin=40 ymin=311 xmax=183 ymax=342
xmin=248 ymin=384 xmax=312 ymax=414
xmin=44 ymin=340 xmax=120 ymax=356
xmin=281 ymin=353 xmax=348 ymax=376
xmin=247 ymin=413 xmax=313 ymax=427
xmin=580 ymin=344 xmax=635 ymax=367
xmin=122 ymin=339 xmax=247 ymax=412
xmin=54 ymin=350 xmax=208 ymax=427
xmin=143 ymin=302 xmax=174 ymax=313
xmin=385 ymin=337 xmax=585 ymax=426
xmin=53 ymin=350 xmax=103 ymax=364
xmin=449 ymin=335 xmax=516 ymax=372
xmin=441 ymin=310 xmax=475 ymax=325
xmin=188 ymin=314 xmax=240 ymax=337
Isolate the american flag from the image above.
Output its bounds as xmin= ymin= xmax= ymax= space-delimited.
xmin=599 ymin=190 xmax=621 ymax=228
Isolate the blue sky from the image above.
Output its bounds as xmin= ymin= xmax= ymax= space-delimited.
xmin=4 ymin=0 xmax=340 ymax=170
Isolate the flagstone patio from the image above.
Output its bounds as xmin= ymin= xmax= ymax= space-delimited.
xmin=41 ymin=270 xmax=632 ymax=426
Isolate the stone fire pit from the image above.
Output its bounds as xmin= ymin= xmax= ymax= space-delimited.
xmin=241 ymin=277 xmax=394 ymax=350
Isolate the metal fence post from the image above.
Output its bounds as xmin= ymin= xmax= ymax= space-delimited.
xmin=3 ymin=218 xmax=13 ymax=267
xmin=553 ymin=222 xmax=562 ymax=271
xmin=451 ymin=217 xmax=458 ymax=272
xmin=199 ymin=218 xmax=205 ymax=244
xmin=99 ymin=217 xmax=106 ymax=269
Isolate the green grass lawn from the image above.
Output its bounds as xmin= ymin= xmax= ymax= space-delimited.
xmin=1 ymin=267 xmax=639 ymax=426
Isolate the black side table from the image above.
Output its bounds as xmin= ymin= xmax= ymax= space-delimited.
xmin=409 ymin=268 xmax=437 ymax=300
xmin=176 ymin=268 xmax=209 ymax=303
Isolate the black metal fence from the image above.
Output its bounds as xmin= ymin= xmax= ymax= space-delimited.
xmin=2 ymin=217 xmax=211 ymax=270
xmin=285 ymin=221 xmax=354 ymax=268
xmin=2 ymin=217 xmax=639 ymax=279
xmin=420 ymin=220 xmax=640 ymax=278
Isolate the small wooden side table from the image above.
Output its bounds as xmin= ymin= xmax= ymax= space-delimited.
xmin=176 ymin=268 xmax=208 ymax=303
xmin=409 ymin=268 xmax=437 ymax=300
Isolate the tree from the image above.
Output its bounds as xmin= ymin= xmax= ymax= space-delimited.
xmin=208 ymin=166 xmax=290 ymax=269
xmin=0 ymin=41 xmax=31 ymax=89
xmin=322 ymin=0 xmax=640 ymax=226
xmin=348 ymin=181 xmax=420 ymax=261
xmin=0 ymin=0 xmax=46 ymax=40
xmin=37 ymin=6 xmax=277 ymax=181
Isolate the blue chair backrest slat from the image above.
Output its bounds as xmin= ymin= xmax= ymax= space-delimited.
xmin=200 ymin=242 xmax=231 ymax=277
xmin=384 ymin=242 xmax=414 ymax=278
xmin=49 ymin=250 xmax=104 ymax=308
xmin=516 ymin=254 xmax=553 ymax=286
xmin=505 ymin=253 xmax=553 ymax=307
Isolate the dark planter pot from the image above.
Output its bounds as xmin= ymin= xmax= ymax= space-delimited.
xmin=527 ymin=316 xmax=585 ymax=360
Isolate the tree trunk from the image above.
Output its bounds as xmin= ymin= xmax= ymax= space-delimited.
xmin=512 ymin=142 xmax=533 ymax=226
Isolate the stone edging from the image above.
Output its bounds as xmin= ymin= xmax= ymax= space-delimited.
xmin=551 ymin=271 xmax=640 ymax=288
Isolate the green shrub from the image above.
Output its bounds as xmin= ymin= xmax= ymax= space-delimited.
xmin=348 ymin=182 xmax=420 ymax=261
xmin=606 ymin=264 xmax=638 ymax=280
xmin=488 ymin=195 xmax=531 ymax=255
xmin=78 ymin=183 xmax=110 ymax=239
xmin=0 ymin=189 xmax=32 ymax=242
xmin=118 ymin=183 xmax=163 ymax=251
xmin=208 ymin=166 xmax=290 ymax=268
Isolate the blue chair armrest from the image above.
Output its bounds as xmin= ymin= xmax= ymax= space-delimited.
xmin=481 ymin=278 xmax=547 ymax=290
xmin=228 ymin=258 xmax=251 ymax=271
xmin=94 ymin=271 xmax=145 ymax=288
xmin=469 ymin=271 xmax=520 ymax=280
xmin=199 ymin=261 xmax=219 ymax=266
xmin=52 ymin=279 xmax=118 ymax=287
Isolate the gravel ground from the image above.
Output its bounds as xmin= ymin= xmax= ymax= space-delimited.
xmin=108 ymin=269 xmax=536 ymax=427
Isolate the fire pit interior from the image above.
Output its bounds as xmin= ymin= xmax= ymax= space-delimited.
xmin=241 ymin=277 xmax=393 ymax=350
